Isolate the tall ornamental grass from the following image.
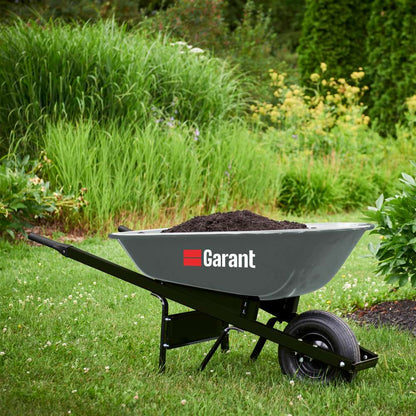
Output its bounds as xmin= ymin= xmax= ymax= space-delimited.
xmin=42 ymin=120 xmax=281 ymax=228
xmin=0 ymin=19 xmax=245 ymax=154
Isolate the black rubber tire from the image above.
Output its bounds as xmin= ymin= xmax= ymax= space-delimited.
xmin=278 ymin=310 xmax=360 ymax=383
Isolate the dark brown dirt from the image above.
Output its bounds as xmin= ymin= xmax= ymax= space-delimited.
xmin=347 ymin=300 xmax=416 ymax=336
xmin=162 ymin=210 xmax=307 ymax=233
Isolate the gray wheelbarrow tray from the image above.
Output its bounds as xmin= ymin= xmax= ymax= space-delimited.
xmin=28 ymin=222 xmax=378 ymax=382
xmin=109 ymin=223 xmax=373 ymax=301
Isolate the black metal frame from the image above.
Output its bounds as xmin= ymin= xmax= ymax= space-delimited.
xmin=151 ymin=293 xmax=240 ymax=372
xmin=28 ymin=232 xmax=378 ymax=376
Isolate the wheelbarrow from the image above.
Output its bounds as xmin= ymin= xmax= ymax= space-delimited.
xmin=28 ymin=222 xmax=378 ymax=383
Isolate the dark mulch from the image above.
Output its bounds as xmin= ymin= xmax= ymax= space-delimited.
xmin=162 ymin=210 xmax=307 ymax=233
xmin=347 ymin=300 xmax=416 ymax=336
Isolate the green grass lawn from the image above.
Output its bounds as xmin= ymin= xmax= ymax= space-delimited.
xmin=1 ymin=213 xmax=415 ymax=415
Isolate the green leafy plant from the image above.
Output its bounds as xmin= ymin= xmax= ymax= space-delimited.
xmin=366 ymin=162 xmax=416 ymax=288
xmin=0 ymin=154 xmax=85 ymax=238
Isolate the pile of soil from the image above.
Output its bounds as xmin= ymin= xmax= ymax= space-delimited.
xmin=162 ymin=210 xmax=307 ymax=233
xmin=347 ymin=300 xmax=416 ymax=336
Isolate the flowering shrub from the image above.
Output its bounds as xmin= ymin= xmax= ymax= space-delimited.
xmin=0 ymin=154 xmax=86 ymax=238
xmin=366 ymin=162 xmax=416 ymax=288
xmin=250 ymin=64 xmax=370 ymax=154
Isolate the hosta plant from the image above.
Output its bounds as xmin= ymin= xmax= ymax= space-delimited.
xmin=0 ymin=154 xmax=85 ymax=238
xmin=366 ymin=162 xmax=416 ymax=288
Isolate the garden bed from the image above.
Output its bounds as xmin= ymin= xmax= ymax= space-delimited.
xmin=348 ymin=300 xmax=416 ymax=336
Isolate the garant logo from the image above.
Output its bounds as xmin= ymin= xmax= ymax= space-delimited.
xmin=183 ymin=249 xmax=202 ymax=267
xmin=183 ymin=249 xmax=256 ymax=268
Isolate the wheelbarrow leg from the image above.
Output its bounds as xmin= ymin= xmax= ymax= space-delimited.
xmin=152 ymin=293 xmax=170 ymax=373
xmin=220 ymin=330 xmax=230 ymax=352
xmin=250 ymin=317 xmax=279 ymax=361
xmin=199 ymin=327 xmax=243 ymax=371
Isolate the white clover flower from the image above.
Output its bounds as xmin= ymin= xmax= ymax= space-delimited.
xmin=190 ymin=47 xmax=204 ymax=54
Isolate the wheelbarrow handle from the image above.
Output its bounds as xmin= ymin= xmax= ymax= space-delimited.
xmin=28 ymin=233 xmax=71 ymax=255
xmin=118 ymin=225 xmax=132 ymax=232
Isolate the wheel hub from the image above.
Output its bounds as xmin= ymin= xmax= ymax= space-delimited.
xmin=296 ymin=332 xmax=333 ymax=377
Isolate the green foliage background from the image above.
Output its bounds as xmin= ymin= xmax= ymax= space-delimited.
xmin=297 ymin=0 xmax=370 ymax=85
xmin=366 ymin=0 xmax=416 ymax=136
xmin=1 ymin=1 xmax=416 ymax=234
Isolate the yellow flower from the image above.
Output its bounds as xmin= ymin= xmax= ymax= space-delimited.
xmin=259 ymin=107 xmax=267 ymax=116
xmin=362 ymin=115 xmax=370 ymax=125
xmin=406 ymin=95 xmax=416 ymax=112
xmin=269 ymin=70 xmax=278 ymax=83
xmin=310 ymin=73 xmax=320 ymax=82
xmin=320 ymin=62 xmax=327 ymax=72
xmin=270 ymin=110 xmax=280 ymax=123
xmin=351 ymin=71 xmax=365 ymax=80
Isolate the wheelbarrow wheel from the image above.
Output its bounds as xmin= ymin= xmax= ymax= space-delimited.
xmin=278 ymin=310 xmax=360 ymax=383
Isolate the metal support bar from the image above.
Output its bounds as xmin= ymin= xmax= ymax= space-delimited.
xmin=151 ymin=293 xmax=169 ymax=372
xmin=259 ymin=297 xmax=299 ymax=323
xmin=151 ymin=293 xmax=230 ymax=372
xmin=250 ymin=316 xmax=280 ymax=361
xmin=199 ymin=327 xmax=243 ymax=371
xmin=354 ymin=346 xmax=379 ymax=372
